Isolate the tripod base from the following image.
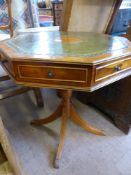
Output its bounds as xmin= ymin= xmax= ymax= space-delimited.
xmin=31 ymin=90 xmax=105 ymax=168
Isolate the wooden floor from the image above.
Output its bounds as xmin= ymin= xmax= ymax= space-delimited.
xmin=0 ymin=89 xmax=131 ymax=175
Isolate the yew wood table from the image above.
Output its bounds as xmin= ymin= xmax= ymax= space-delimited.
xmin=0 ymin=31 xmax=131 ymax=168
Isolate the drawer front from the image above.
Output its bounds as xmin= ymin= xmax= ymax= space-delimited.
xmin=95 ymin=58 xmax=131 ymax=82
xmin=17 ymin=64 xmax=88 ymax=84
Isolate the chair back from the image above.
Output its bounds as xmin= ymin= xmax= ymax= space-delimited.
xmin=0 ymin=0 xmax=13 ymax=37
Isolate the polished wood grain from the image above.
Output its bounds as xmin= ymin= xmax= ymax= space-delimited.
xmin=31 ymin=103 xmax=62 ymax=125
xmin=32 ymin=88 xmax=44 ymax=108
xmin=17 ymin=64 xmax=87 ymax=83
xmin=0 ymin=32 xmax=131 ymax=92
xmin=0 ymin=31 xmax=131 ymax=168
xmin=31 ymin=90 xmax=104 ymax=168
xmin=1 ymin=32 xmax=131 ymax=65
xmin=95 ymin=57 xmax=131 ymax=82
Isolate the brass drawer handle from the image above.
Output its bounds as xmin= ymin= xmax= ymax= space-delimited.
xmin=115 ymin=65 xmax=121 ymax=72
xmin=47 ymin=71 xmax=54 ymax=78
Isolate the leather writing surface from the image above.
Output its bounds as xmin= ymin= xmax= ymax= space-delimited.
xmin=5 ymin=32 xmax=127 ymax=58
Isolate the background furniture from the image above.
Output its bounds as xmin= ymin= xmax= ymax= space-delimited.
xmin=38 ymin=7 xmax=52 ymax=16
xmin=0 ymin=116 xmax=22 ymax=175
xmin=61 ymin=0 xmax=122 ymax=33
xmin=0 ymin=1 xmax=43 ymax=171
xmin=38 ymin=9 xmax=53 ymax=27
xmin=37 ymin=0 xmax=53 ymax=27
xmin=0 ymin=0 xmax=28 ymax=100
xmin=0 ymin=0 xmax=39 ymax=34
xmin=0 ymin=0 xmax=13 ymax=39
xmin=0 ymin=144 xmax=13 ymax=175
xmin=122 ymin=20 xmax=131 ymax=40
xmin=111 ymin=1 xmax=131 ymax=35
xmin=52 ymin=1 xmax=63 ymax=26
xmin=0 ymin=0 xmax=43 ymax=107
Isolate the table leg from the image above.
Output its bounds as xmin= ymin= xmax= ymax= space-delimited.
xmin=31 ymin=103 xmax=62 ymax=125
xmin=33 ymin=88 xmax=44 ymax=108
xmin=54 ymin=90 xmax=70 ymax=168
xmin=70 ymin=105 xmax=105 ymax=136
xmin=31 ymin=90 xmax=105 ymax=168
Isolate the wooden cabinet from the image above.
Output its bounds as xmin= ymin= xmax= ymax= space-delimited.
xmin=38 ymin=8 xmax=52 ymax=16
xmin=52 ymin=1 xmax=63 ymax=26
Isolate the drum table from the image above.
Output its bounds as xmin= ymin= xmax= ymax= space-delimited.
xmin=0 ymin=31 xmax=131 ymax=168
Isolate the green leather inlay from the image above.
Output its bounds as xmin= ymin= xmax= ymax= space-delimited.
xmin=5 ymin=31 xmax=128 ymax=57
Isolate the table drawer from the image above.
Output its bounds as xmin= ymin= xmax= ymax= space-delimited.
xmin=17 ymin=64 xmax=88 ymax=83
xmin=95 ymin=57 xmax=131 ymax=82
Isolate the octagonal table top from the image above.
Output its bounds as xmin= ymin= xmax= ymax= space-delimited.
xmin=0 ymin=31 xmax=131 ymax=65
